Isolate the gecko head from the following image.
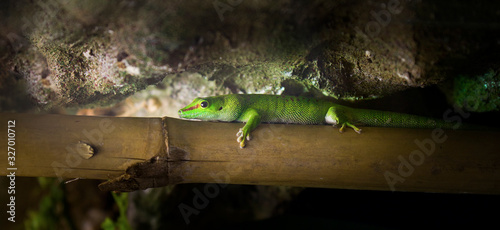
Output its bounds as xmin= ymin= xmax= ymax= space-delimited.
xmin=178 ymin=97 xmax=225 ymax=121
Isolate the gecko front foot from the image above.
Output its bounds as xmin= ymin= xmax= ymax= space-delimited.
xmin=236 ymin=128 xmax=252 ymax=148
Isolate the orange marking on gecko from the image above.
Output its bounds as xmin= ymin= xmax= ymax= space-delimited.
xmin=182 ymin=104 xmax=200 ymax=111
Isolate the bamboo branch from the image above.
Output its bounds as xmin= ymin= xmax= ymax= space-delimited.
xmin=1 ymin=113 xmax=499 ymax=194
xmin=0 ymin=113 xmax=164 ymax=180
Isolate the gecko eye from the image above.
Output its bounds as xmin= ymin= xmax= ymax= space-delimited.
xmin=200 ymin=101 xmax=208 ymax=108
xmin=218 ymin=106 xmax=223 ymax=111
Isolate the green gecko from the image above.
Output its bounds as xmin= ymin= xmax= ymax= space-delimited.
xmin=178 ymin=94 xmax=459 ymax=148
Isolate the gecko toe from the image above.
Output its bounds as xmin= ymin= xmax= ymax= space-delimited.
xmin=240 ymin=141 xmax=246 ymax=148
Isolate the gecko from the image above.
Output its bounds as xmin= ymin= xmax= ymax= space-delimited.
xmin=178 ymin=94 xmax=462 ymax=148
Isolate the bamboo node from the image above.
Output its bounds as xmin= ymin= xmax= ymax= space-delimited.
xmin=75 ymin=141 xmax=96 ymax=159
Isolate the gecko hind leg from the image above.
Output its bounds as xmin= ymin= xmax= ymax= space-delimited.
xmin=346 ymin=122 xmax=362 ymax=134
xmin=338 ymin=122 xmax=362 ymax=134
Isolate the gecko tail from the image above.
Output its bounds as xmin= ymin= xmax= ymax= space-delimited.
xmin=354 ymin=109 xmax=489 ymax=130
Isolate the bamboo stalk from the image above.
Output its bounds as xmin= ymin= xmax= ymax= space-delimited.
xmin=0 ymin=113 xmax=164 ymax=180
xmin=1 ymin=113 xmax=499 ymax=194
xmin=161 ymin=118 xmax=500 ymax=194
